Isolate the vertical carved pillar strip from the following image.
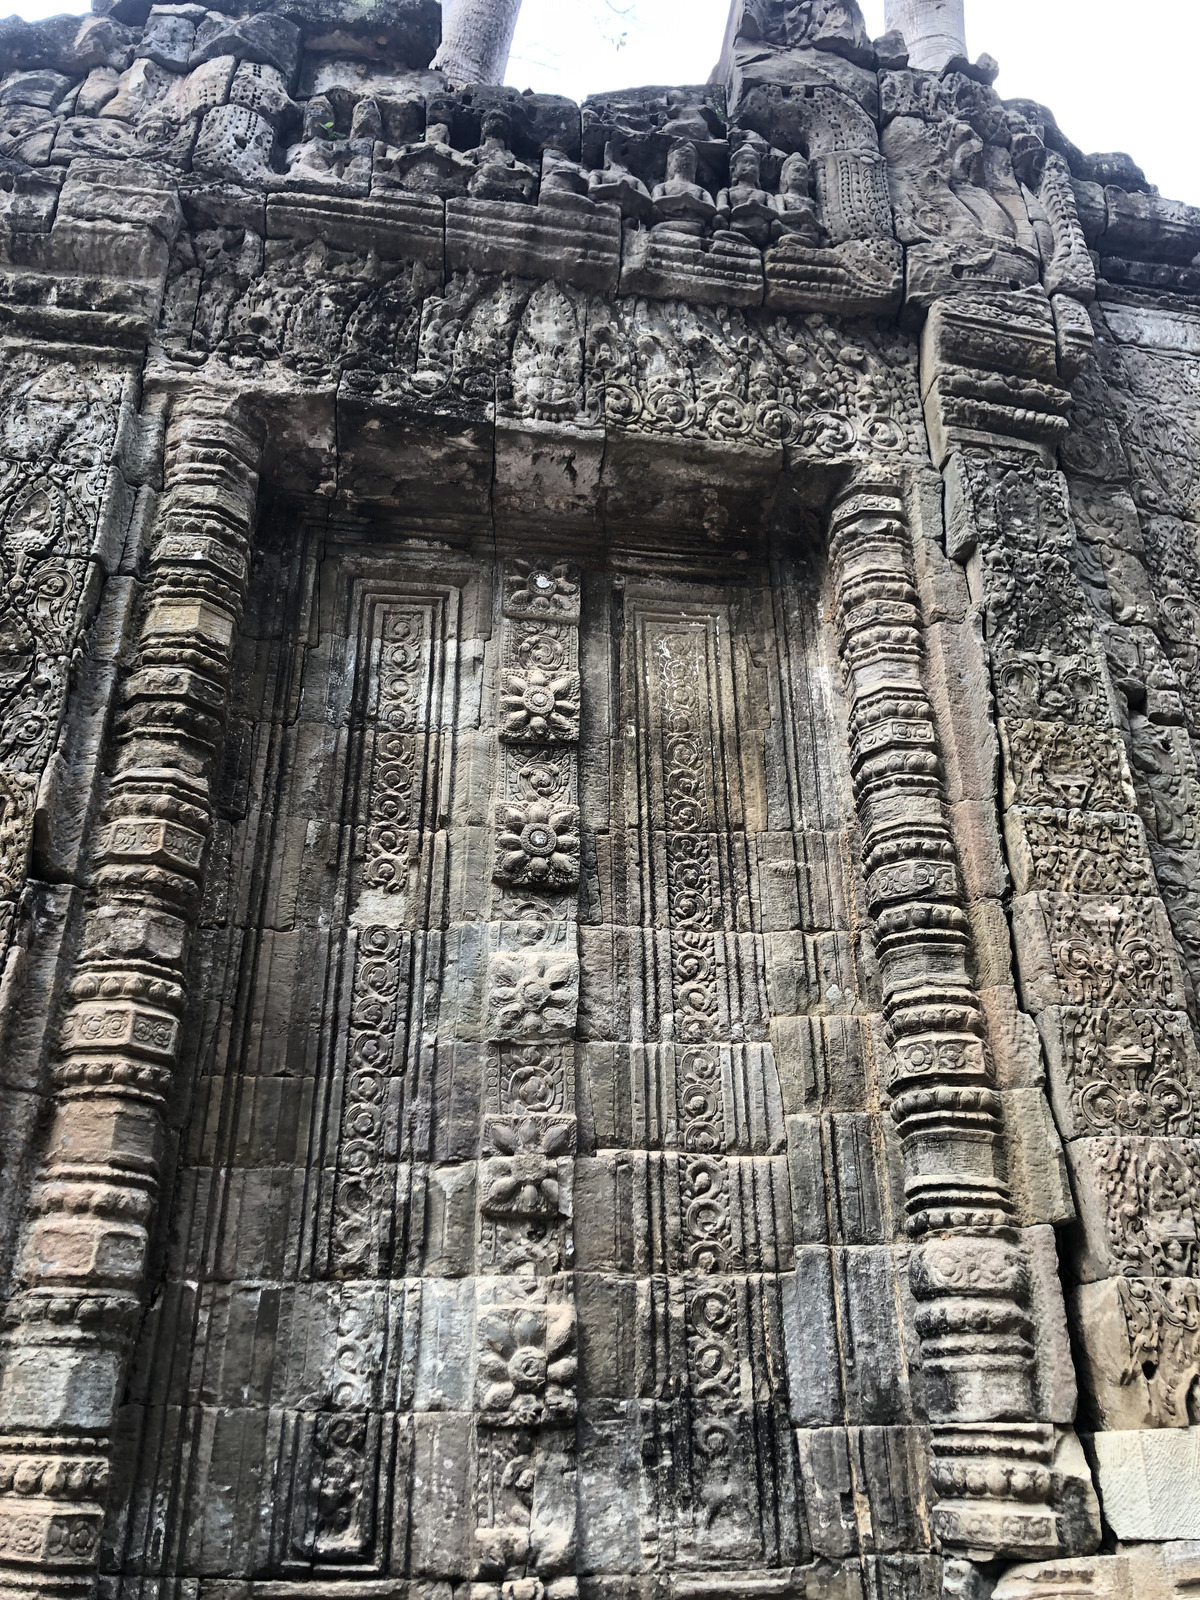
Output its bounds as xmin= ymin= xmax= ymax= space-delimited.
xmin=925 ymin=278 xmax=1195 ymax=1537
xmin=475 ymin=556 xmax=580 ymax=1589
xmin=293 ymin=584 xmax=454 ymax=1569
xmin=829 ymin=474 xmax=1058 ymax=1561
xmin=0 ymin=388 xmax=261 ymax=1600
xmin=947 ymin=444 xmax=1200 ymax=1507
xmin=650 ymin=609 xmax=741 ymax=1552
xmin=0 ymin=351 xmax=133 ymax=961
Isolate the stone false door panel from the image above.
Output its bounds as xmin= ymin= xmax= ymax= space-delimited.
xmin=572 ymin=564 xmax=928 ymax=1586
xmin=105 ymin=529 xmax=932 ymax=1593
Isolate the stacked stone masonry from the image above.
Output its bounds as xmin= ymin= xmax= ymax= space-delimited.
xmin=0 ymin=0 xmax=1198 ymax=1596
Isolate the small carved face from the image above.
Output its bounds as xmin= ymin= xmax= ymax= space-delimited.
xmin=349 ymin=95 xmax=383 ymax=142
xmin=666 ymin=138 xmax=698 ymax=184
xmin=730 ymin=144 xmax=761 ymax=186
xmin=481 ymin=108 xmax=513 ymax=145
xmin=302 ymin=95 xmax=336 ymax=142
xmin=779 ymin=151 xmax=811 ymax=195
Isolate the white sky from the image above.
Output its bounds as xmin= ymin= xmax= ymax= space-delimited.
xmin=4 ymin=0 xmax=1197 ymax=204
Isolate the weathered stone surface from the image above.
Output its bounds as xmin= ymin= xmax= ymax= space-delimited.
xmin=1091 ymin=1429 xmax=1200 ymax=1539
xmin=0 ymin=0 xmax=1198 ymax=1593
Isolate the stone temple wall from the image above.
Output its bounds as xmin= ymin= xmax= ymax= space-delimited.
xmin=0 ymin=0 xmax=1198 ymax=1597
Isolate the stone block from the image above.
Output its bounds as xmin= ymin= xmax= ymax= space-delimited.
xmin=968 ymin=897 xmax=1018 ymax=990
xmin=57 ymin=157 xmax=182 ymax=244
xmin=980 ymin=984 xmax=1047 ymax=1090
xmin=576 ymin=1402 xmax=653 ymax=1572
xmin=763 ymin=236 xmax=902 ymax=317
xmin=273 ymin=0 xmax=441 ymax=65
xmin=1104 ymin=189 xmax=1200 ymax=265
xmin=619 ymin=222 xmax=764 ymax=306
xmin=769 ymin=1015 xmax=871 ymax=1112
xmin=492 ymin=418 xmax=605 ymax=533
xmin=191 ymin=11 xmax=302 ymax=84
xmin=836 ymin=1245 xmax=914 ymax=1424
xmin=782 ymin=1249 xmax=843 ymax=1426
xmin=575 ymin=1273 xmax=640 ymax=1400
xmin=787 ymin=1111 xmax=901 ymax=1245
xmin=1005 ymin=807 xmax=1154 ymax=899
xmin=948 ymin=799 xmax=1009 ymax=903
xmin=795 ymin=1426 xmax=858 ymax=1557
xmin=267 ymin=188 xmax=445 ymax=268
xmin=852 ymin=1425 xmax=933 ymax=1553
xmin=193 ymin=102 xmax=275 ymax=184
xmin=998 ymin=719 xmax=1137 ymax=814
xmin=139 ymin=6 xmax=196 ymax=71
xmin=1025 ymin=1224 xmax=1079 ymax=1425
xmin=1012 ymin=892 xmax=1186 ymax=1015
xmin=753 ymin=828 xmax=850 ymax=932
xmin=1005 ymin=1088 xmax=1074 ymax=1227
xmin=1073 ymin=1275 xmax=1200 ymax=1431
xmin=1037 ymin=1004 xmax=1200 ymax=1142
xmin=447 ymin=198 xmax=621 ymax=293
xmin=1066 ymin=1135 xmax=1200 ymax=1282
xmin=1091 ymin=1427 xmax=1200 ymax=1539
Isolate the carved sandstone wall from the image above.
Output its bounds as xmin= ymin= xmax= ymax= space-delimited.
xmin=0 ymin=1 xmax=1197 ymax=1598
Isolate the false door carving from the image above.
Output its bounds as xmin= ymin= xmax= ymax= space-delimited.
xmin=105 ymin=523 xmax=929 ymax=1595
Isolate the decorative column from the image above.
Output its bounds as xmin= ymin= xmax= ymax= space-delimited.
xmin=830 ymin=474 xmax=1059 ymax=1561
xmin=0 ymin=388 xmax=262 ymax=1599
xmin=432 ymin=0 xmax=524 ymax=86
xmin=473 ymin=555 xmax=581 ymax=1592
xmin=883 ymin=0 xmax=967 ymax=69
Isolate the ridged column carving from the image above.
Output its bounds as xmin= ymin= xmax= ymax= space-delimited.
xmin=830 ymin=475 xmax=1059 ymax=1561
xmin=0 ymin=388 xmax=263 ymax=1600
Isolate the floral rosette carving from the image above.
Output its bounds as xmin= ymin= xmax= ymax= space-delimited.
xmin=480 ymin=1117 xmax=574 ymax=1220
xmin=499 ymin=667 xmax=580 ymax=745
xmin=494 ymin=801 xmax=579 ymax=890
xmin=486 ymin=950 xmax=579 ymax=1040
xmin=503 ymin=558 xmax=580 ymax=622
xmin=476 ymin=1304 xmax=577 ymax=1427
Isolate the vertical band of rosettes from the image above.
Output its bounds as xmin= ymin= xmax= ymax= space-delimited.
xmin=474 ymin=555 xmax=582 ymax=1595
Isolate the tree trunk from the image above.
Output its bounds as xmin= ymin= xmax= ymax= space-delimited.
xmin=883 ymin=0 xmax=967 ymax=70
xmin=432 ymin=0 xmax=524 ymax=86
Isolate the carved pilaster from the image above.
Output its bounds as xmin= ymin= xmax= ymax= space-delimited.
xmin=474 ymin=554 xmax=581 ymax=1592
xmin=923 ymin=270 xmax=1200 ymax=1541
xmin=829 ymin=476 xmax=1058 ymax=1560
xmin=0 ymin=389 xmax=262 ymax=1599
